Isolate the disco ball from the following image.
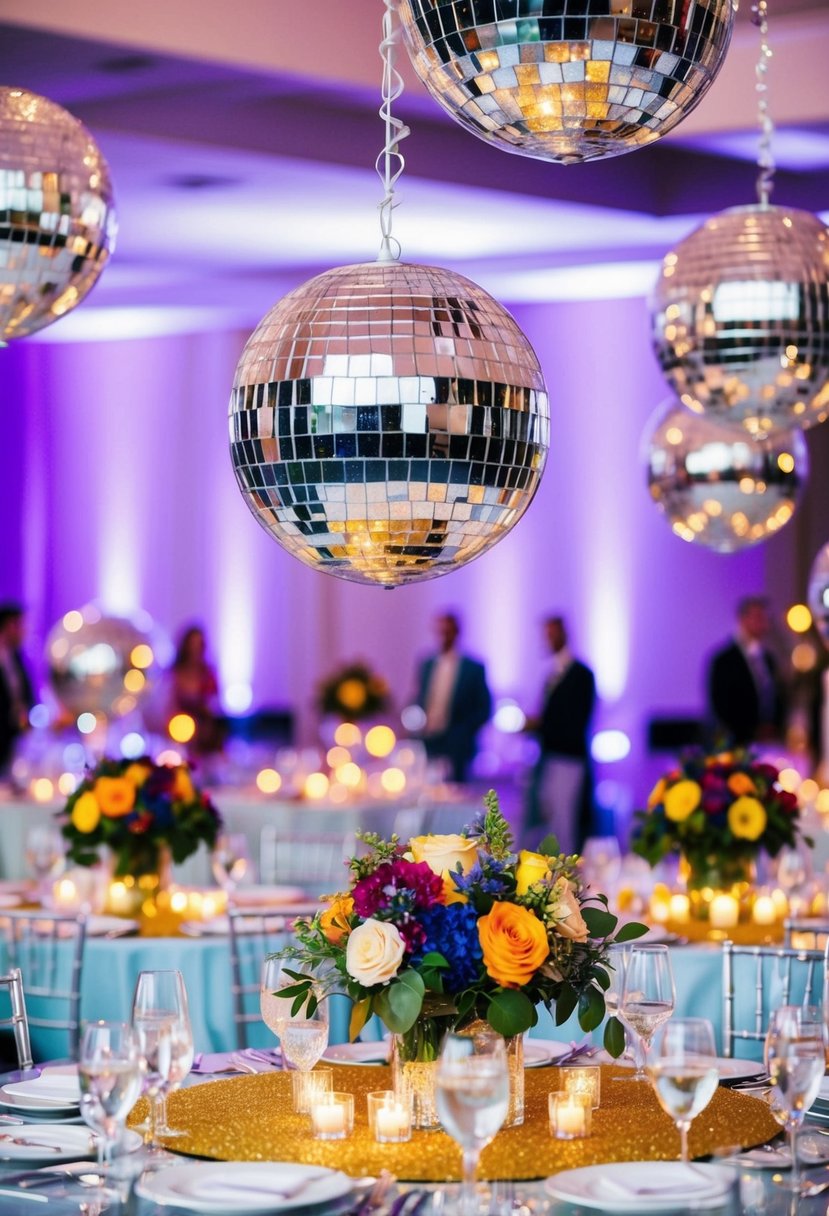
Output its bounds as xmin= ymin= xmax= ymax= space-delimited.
xmin=807 ymin=543 xmax=829 ymax=645
xmin=644 ymin=402 xmax=807 ymax=552
xmin=651 ymin=204 xmax=829 ymax=435
xmin=398 ymin=0 xmax=735 ymax=165
xmin=46 ymin=608 xmax=160 ymax=719
xmin=0 ymin=86 xmax=117 ymax=342
xmin=230 ymin=260 xmax=549 ymax=587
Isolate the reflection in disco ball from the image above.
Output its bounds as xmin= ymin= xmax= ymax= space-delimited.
xmin=651 ymin=205 xmax=829 ymax=434
xmin=0 ymin=87 xmax=117 ymax=341
xmin=398 ymin=0 xmax=735 ymax=165
xmin=644 ymin=402 xmax=807 ymax=552
xmin=230 ymin=261 xmax=549 ymax=587
xmin=46 ymin=608 xmax=160 ymax=719
xmin=807 ymin=544 xmax=829 ymax=645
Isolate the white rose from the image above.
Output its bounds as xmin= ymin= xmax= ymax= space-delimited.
xmin=345 ymin=918 xmax=405 ymax=987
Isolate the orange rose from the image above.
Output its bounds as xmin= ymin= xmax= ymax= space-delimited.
xmin=320 ymin=894 xmax=354 ymax=945
xmin=93 ymin=776 xmax=135 ymax=818
xmin=727 ymin=772 xmax=756 ymax=796
xmin=478 ymin=902 xmax=549 ymax=989
xmin=124 ymin=762 xmax=152 ymax=787
xmin=172 ymin=766 xmax=195 ymax=803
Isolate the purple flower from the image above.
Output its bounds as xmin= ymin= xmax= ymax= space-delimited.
xmin=351 ymin=859 xmax=444 ymax=953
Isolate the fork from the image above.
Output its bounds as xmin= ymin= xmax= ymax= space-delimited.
xmin=0 ymin=1133 xmax=61 ymax=1153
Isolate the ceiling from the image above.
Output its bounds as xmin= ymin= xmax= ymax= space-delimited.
xmin=2 ymin=1 xmax=828 ymax=340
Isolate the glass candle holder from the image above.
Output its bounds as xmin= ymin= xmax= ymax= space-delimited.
xmin=367 ymin=1090 xmax=412 ymax=1143
xmin=549 ymin=1092 xmax=592 ymax=1140
xmin=310 ymin=1092 xmax=354 ymax=1140
xmin=561 ymin=1066 xmax=601 ymax=1109
xmin=291 ymin=1068 xmax=333 ymax=1114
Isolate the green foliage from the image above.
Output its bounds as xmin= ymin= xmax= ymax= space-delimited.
xmin=603 ymin=1016 xmax=626 ymax=1058
xmin=486 ymin=989 xmax=536 ymax=1037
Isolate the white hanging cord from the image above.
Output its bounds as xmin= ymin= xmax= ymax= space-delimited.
xmin=376 ymin=0 xmax=410 ymax=262
xmin=751 ymin=0 xmax=775 ymax=207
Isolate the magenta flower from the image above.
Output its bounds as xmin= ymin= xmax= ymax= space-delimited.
xmin=352 ymin=859 xmax=444 ymax=920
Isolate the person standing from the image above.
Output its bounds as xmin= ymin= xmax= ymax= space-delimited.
xmin=0 ymin=603 xmax=34 ymax=776
xmin=415 ymin=611 xmax=491 ymax=783
xmin=526 ymin=615 xmax=596 ymax=854
xmin=169 ymin=624 xmax=225 ymax=755
xmin=707 ymin=596 xmax=787 ymax=746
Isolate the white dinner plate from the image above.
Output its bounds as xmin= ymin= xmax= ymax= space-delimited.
xmin=229 ymin=885 xmax=308 ymax=907
xmin=606 ymin=1054 xmax=764 ymax=1083
xmin=544 ymin=1161 xmax=735 ymax=1212
xmin=321 ymin=1037 xmax=571 ymax=1068
xmin=0 ymin=1124 xmax=141 ymax=1164
xmin=0 ymin=1071 xmax=80 ymax=1115
xmin=0 ymin=894 xmax=21 ymax=909
xmin=135 ymin=1162 xmax=354 ymax=1214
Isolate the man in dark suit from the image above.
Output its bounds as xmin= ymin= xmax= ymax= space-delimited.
xmin=526 ymin=616 xmax=596 ymax=853
xmin=415 ymin=612 xmax=491 ymax=783
xmin=707 ymin=596 xmax=787 ymax=746
xmin=0 ymin=603 xmax=34 ymax=776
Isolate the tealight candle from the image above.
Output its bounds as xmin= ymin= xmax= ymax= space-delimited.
xmin=752 ymin=895 xmax=777 ymax=926
xmin=367 ymin=1090 xmax=412 ymax=1143
xmin=668 ymin=893 xmax=690 ymax=924
xmin=291 ymin=1068 xmax=333 ymax=1114
xmin=310 ymin=1092 xmax=353 ymax=1140
xmin=53 ymin=877 xmax=78 ymax=910
xmin=549 ymin=1092 xmax=591 ymax=1139
xmin=561 ymin=1066 xmax=601 ymax=1109
xmin=709 ymin=893 xmax=739 ymax=929
xmin=649 ymin=887 xmax=671 ymax=924
xmin=771 ymin=888 xmax=789 ymax=918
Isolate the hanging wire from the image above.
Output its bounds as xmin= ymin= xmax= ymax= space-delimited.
xmin=376 ymin=0 xmax=410 ymax=262
xmin=751 ymin=0 xmax=775 ymax=206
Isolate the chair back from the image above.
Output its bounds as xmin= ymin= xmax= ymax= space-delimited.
xmin=0 ymin=968 xmax=32 ymax=1070
xmin=783 ymin=918 xmax=829 ymax=951
xmin=0 ymin=911 xmax=86 ymax=1059
xmin=259 ymin=828 xmax=351 ymax=896
xmin=227 ymin=905 xmax=304 ymax=1050
xmin=722 ymin=939 xmax=826 ymax=1059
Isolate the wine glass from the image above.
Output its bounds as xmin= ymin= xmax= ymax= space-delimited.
xmin=78 ymin=1020 xmax=143 ymax=1187
xmin=260 ymin=957 xmax=328 ymax=1071
xmin=765 ymin=1004 xmax=827 ymax=1194
xmin=25 ymin=825 xmax=65 ymax=895
xmin=648 ymin=1018 xmax=718 ymax=1162
xmin=131 ymin=970 xmax=194 ymax=1145
xmin=211 ymin=832 xmax=254 ymax=892
xmin=436 ymin=1031 xmax=509 ymax=1216
xmin=618 ymin=945 xmax=676 ymax=1081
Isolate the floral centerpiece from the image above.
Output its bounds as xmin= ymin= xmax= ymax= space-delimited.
xmin=277 ymin=791 xmax=644 ymax=1126
xmin=59 ymin=756 xmax=223 ymax=879
xmin=633 ymin=750 xmax=805 ymax=892
xmin=317 ymin=661 xmax=390 ymax=721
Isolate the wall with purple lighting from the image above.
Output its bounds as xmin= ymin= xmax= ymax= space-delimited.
xmin=2 ymin=292 xmax=816 ymax=824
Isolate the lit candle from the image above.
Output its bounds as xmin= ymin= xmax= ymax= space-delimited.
xmin=668 ymin=894 xmax=690 ymax=924
xmin=561 ymin=1066 xmax=601 ymax=1109
xmin=368 ymin=1090 xmax=411 ymax=1143
xmin=310 ymin=1092 xmax=353 ymax=1140
xmin=752 ymin=895 xmax=777 ymax=926
xmin=771 ymin=888 xmax=789 ymax=918
xmin=549 ymin=1092 xmax=591 ymax=1139
xmin=709 ymin=893 xmax=739 ymax=929
xmin=53 ymin=878 xmax=78 ymax=909
xmin=649 ymin=892 xmax=670 ymax=924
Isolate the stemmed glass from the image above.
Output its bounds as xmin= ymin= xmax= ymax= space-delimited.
xmin=25 ymin=825 xmax=65 ymax=896
xmin=131 ymin=970 xmax=194 ymax=1145
xmin=765 ymin=1004 xmax=827 ymax=1194
xmin=436 ymin=1032 xmax=509 ymax=1216
xmin=647 ymin=1018 xmax=718 ymax=1162
xmin=260 ymin=957 xmax=328 ymax=1071
xmin=78 ymin=1020 xmax=143 ymax=1188
xmin=211 ymin=833 xmax=254 ymax=892
xmin=618 ymin=945 xmax=676 ymax=1081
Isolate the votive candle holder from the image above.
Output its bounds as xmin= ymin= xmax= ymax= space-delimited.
xmin=561 ymin=1065 xmax=601 ymax=1109
xmin=291 ymin=1067 xmax=333 ymax=1114
xmin=367 ymin=1090 xmax=412 ymax=1143
xmin=310 ymin=1092 xmax=354 ymax=1140
xmin=549 ymin=1092 xmax=592 ymax=1139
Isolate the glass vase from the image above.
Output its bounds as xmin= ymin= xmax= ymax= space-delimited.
xmin=682 ymin=853 xmax=755 ymax=923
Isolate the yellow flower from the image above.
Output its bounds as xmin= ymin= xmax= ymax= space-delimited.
xmin=409 ymin=833 xmax=478 ymax=904
xmin=478 ymin=902 xmax=549 ymax=988
xmin=124 ymin=762 xmax=152 ymax=787
xmin=515 ymin=850 xmax=552 ymax=896
xmin=728 ymin=796 xmax=767 ymax=841
xmin=647 ymin=778 xmax=667 ymax=809
xmin=663 ymin=780 xmax=702 ymax=823
xmin=71 ymin=790 xmax=101 ymax=833
xmin=172 ymin=766 xmax=195 ymax=803
xmin=337 ymin=679 xmax=367 ymax=712
xmin=93 ymin=776 xmax=136 ymax=818
xmin=727 ymin=772 xmax=756 ymax=796
xmin=319 ymin=894 xmax=354 ymax=945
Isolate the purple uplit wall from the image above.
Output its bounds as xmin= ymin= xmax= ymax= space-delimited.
xmin=1 ymin=294 xmax=813 ymax=825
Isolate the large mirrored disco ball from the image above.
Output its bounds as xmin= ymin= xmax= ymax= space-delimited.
xmin=652 ymin=204 xmax=829 ymax=435
xmin=807 ymin=543 xmax=829 ymax=646
xmin=644 ymin=401 xmax=807 ymax=552
xmin=0 ymin=87 xmax=117 ymax=342
xmin=398 ymin=0 xmax=735 ymax=165
xmin=230 ymin=261 xmax=549 ymax=587
xmin=47 ymin=607 xmax=160 ymax=720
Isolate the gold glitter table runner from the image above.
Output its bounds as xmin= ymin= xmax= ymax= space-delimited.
xmin=129 ymin=1066 xmax=780 ymax=1182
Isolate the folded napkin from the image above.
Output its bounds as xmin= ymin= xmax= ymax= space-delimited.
xmin=191 ymin=1048 xmax=282 ymax=1075
xmin=173 ymin=1168 xmax=327 ymax=1203
xmin=3 ymin=1073 xmax=81 ymax=1104
xmin=552 ymin=1041 xmax=596 ymax=1067
xmin=598 ymin=1164 xmax=723 ymax=1200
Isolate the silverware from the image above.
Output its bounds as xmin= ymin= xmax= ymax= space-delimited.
xmin=0 ymin=1134 xmax=62 ymax=1153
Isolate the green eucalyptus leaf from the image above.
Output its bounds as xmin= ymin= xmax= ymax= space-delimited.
xmin=603 ymin=1015 xmax=626 ymax=1058
xmin=613 ymin=922 xmax=650 ymax=944
xmin=486 ymin=989 xmax=536 ymax=1037
xmin=577 ymin=984 xmax=605 ymax=1033
xmin=554 ymin=984 xmax=578 ymax=1025
xmin=581 ymin=907 xmax=617 ymax=939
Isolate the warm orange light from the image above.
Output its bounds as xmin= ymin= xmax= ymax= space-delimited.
xmin=57 ymin=772 xmax=77 ymax=796
xmin=124 ymin=669 xmax=145 ymax=693
xmin=169 ymin=713 xmax=196 ymax=744
xmin=326 ymin=746 xmax=351 ymax=768
xmin=156 ymin=748 xmax=183 ymax=766
xmin=130 ymin=644 xmax=154 ymax=669
xmin=336 ymin=762 xmax=362 ymax=789
xmin=32 ymin=777 xmax=55 ymax=802
xmin=778 ymin=767 xmax=801 ymax=793
xmin=786 ymin=604 xmax=812 ymax=633
xmin=380 ymin=767 xmax=406 ymax=795
xmin=334 ymin=722 xmax=362 ymax=748
xmin=304 ymin=772 xmax=330 ymax=800
xmin=256 ymin=768 xmax=282 ymax=794
xmin=365 ymin=725 xmax=396 ymax=758
xmin=62 ymin=610 xmax=83 ymax=633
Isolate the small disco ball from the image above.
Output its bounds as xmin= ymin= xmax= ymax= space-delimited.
xmin=807 ymin=543 xmax=829 ymax=646
xmin=644 ymin=401 xmax=807 ymax=552
xmin=0 ymin=87 xmax=117 ymax=342
xmin=651 ymin=204 xmax=829 ymax=435
xmin=398 ymin=0 xmax=735 ymax=165
xmin=46 ymin=607 xmax=160 ymax=720
xmin=230 ymin=260 xmax=549 ymax=587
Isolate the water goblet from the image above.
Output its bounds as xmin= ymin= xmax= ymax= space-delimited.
xmin=78 ymin=1020 xmax=143 ymax=1190
xmin=436 ymin=1031 xmax=509 ymax=1216
xmin=25 ymin=825 xmax=65 ymax=895
xmin=131 ymin=969 xmax=194 ymax=1145
xmin=260 ymin=956 xmax=328 ymax=1073
xmin=648 ymin=1017 xmax=718 ymax=1162
xmin=765 ymin=1004 xmax=827 ymax=1194
xmin=618 ymin=944 xmax=676 ymax=1081
xmin=211 ymin=832 xmax=253 ymax=892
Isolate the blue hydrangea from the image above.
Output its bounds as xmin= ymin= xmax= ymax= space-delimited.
xmin=413 ymin=903 xmax=483 ymax=993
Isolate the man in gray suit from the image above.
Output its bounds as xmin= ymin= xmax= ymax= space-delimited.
xmin=415 ymin=612 xmax=491 ymax=783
